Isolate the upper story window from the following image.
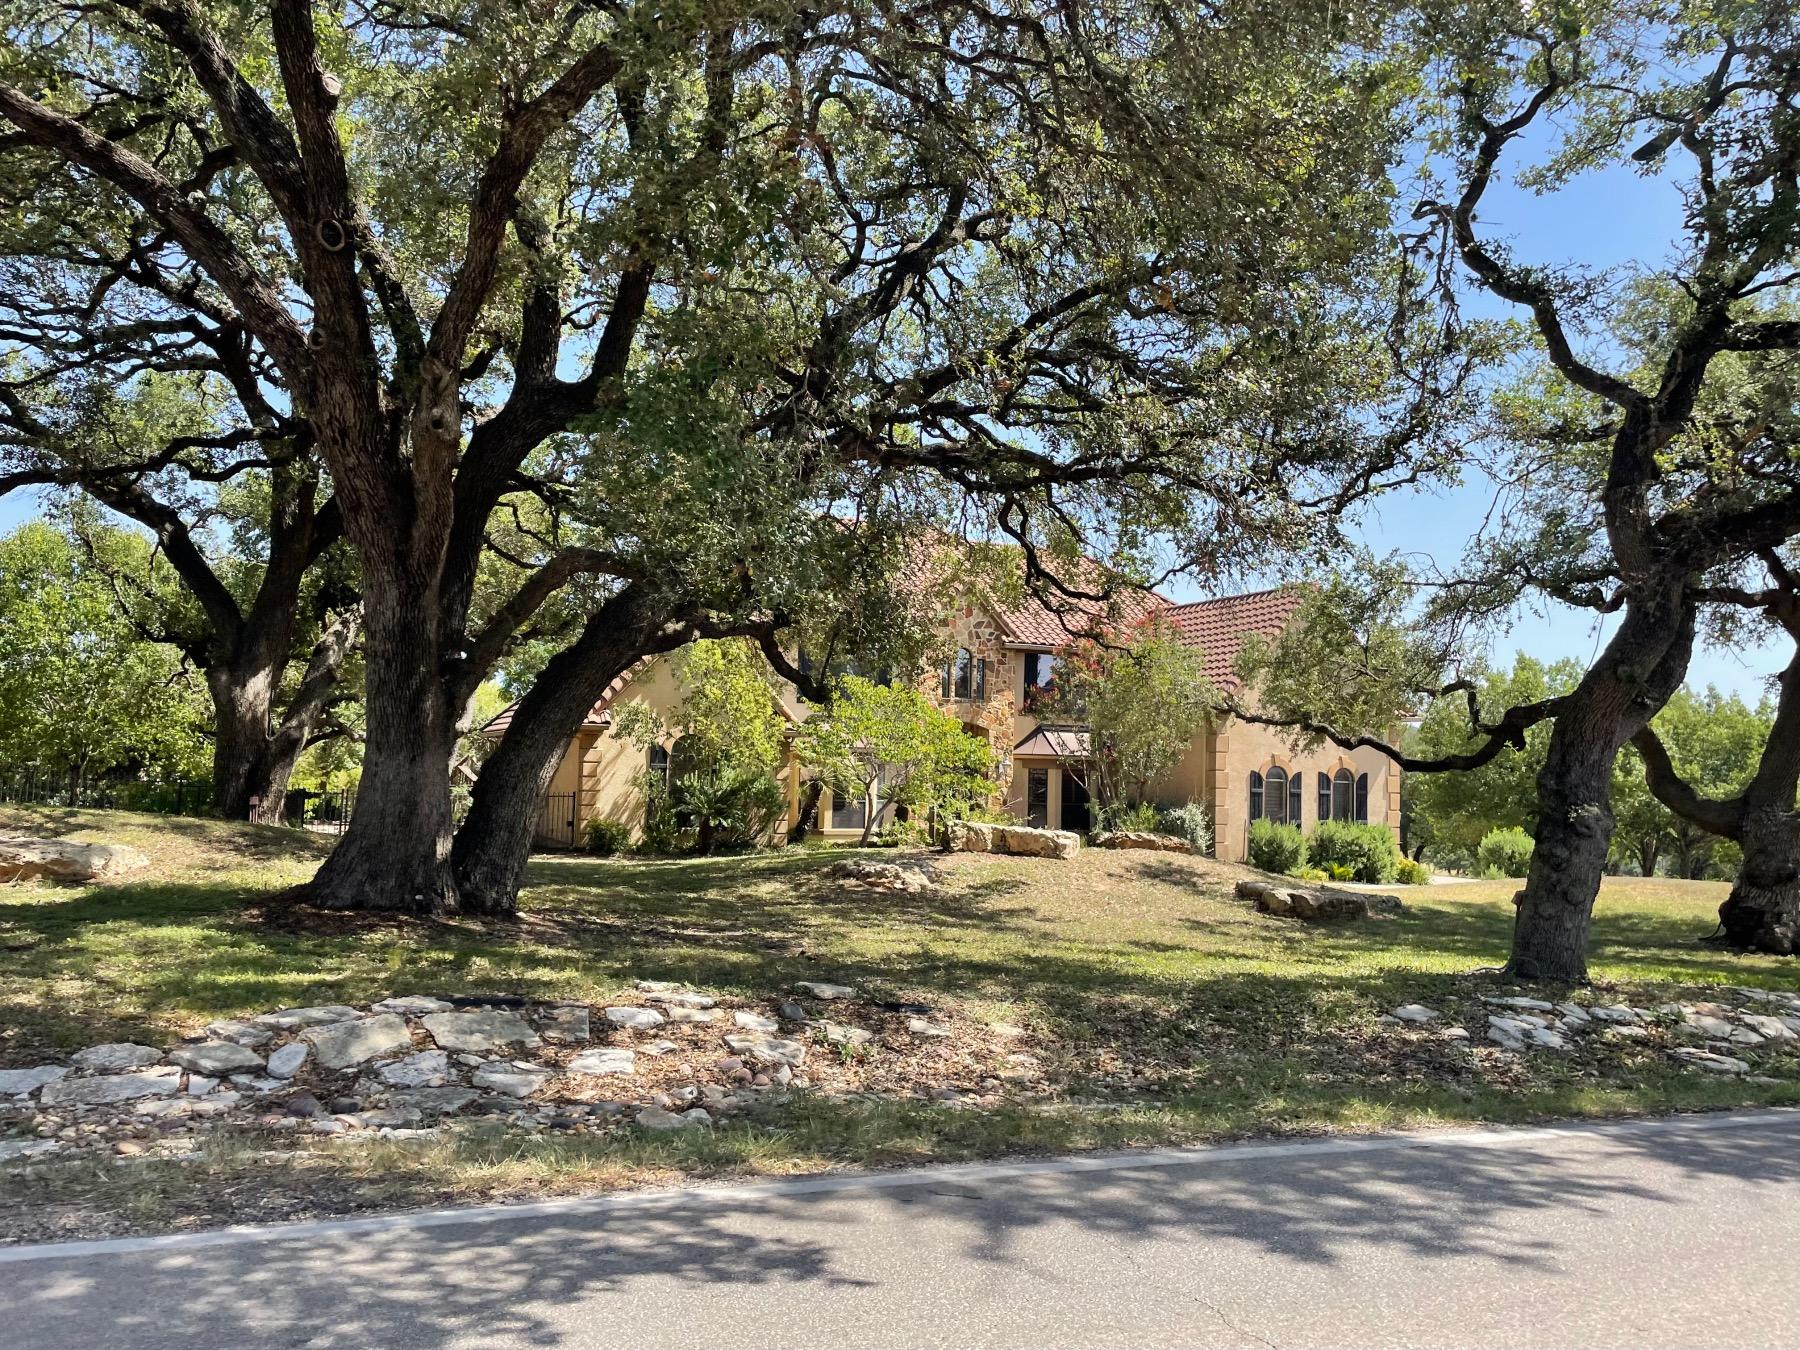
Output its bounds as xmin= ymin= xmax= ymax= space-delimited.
xmin=1022 ymin=651 xmax=1057 ymax=708
xmin=648 ymin=744 xmax=671 ymax=788
xmin=940 ymin=647 xmax=987 ymax=701
xmin=1262 ymin=766 xmax=1289 ymax=824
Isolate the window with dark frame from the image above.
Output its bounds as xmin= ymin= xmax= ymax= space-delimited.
xmin=1249 ymin=769 xmax=1264 ymax=821
xmin=1264 ymin=766 xmax=1289 ymax=825
xmin=1317 ymin=772 xmax=1331 ymax=822
xmin=940 ymin=647 xmax=986 ymax=701
xmin=1023 ymin=651 xmax=1057 ymax=708
xmin=1332 ymin=767 xmax=1355 ymax=821
xmin=1355 ymin=772 xmax=1370 ymax=823
xmin=830 ymin=787 xmax=868 ymax=831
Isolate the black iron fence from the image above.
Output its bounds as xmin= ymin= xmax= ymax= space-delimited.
xmin=283 ymin=788 xmax=355 ymax=835
xmin=534 ymin=792 xmax=580 ymax=849
xmin=0 ymin=772 xmax=216 ymax=817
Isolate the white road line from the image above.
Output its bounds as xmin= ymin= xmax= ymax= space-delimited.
xmin=2 ymin=1107 xmax=1794 ymax=1264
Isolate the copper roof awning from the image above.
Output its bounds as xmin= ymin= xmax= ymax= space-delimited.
xmin=1012 ymin=726 xmax=1090 ymax=759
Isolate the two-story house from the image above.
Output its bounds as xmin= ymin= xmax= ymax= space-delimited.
xmin=486 ymin=564 xmax=1400 ymax=863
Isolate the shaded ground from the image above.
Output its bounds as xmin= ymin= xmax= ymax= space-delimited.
xmin=2 ymin=806 xmax=1798 ymax=1241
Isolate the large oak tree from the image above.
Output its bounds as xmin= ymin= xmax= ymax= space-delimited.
xmin=2 ymin=0 xmax=1457 ymax=914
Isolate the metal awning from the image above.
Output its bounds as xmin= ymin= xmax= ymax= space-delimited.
xmin=1012 ymin=726 xmax=1090 ymax=759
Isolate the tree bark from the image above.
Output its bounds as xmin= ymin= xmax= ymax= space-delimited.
xmin=1510 ymin=594 xmax=1693 ymax=982
xmin=451 ymin=586 xmax=678 ymax=915
xmin=302 ymin=594 xmax=461 ymax=914
xmin=1719 ymin=809 xmax=1800 ymax=954
xmin=790 ymin=779 xmax=824 ymax=843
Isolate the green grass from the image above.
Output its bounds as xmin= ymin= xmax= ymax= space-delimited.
xmin=3 ymin=805 xmax=1798 ymax=1239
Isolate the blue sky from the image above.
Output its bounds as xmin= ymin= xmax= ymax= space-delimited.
xmin=4 ymin=116 xmax=1784 ymax=704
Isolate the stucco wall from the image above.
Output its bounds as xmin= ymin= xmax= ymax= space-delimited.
xmin=1210 ymin=716 xmax=1400 ymax=863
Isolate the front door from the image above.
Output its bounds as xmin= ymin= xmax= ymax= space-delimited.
xmin=1059 ymin=765 xmax=1090 ymax=833
xmin=1026 ymin=767 xmax=1049 ymax=828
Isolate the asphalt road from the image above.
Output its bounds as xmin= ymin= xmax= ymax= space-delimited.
xmin=4 ymin=1109 xmax=1798 ymax=1350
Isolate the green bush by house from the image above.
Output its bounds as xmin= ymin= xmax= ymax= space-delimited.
xmin=1248 ymin=819 xmax=1306 ymax=875
xmin=1306 ymin=819 xmax=1399 ymax=884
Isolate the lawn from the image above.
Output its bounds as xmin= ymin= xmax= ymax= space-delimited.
xmin=3 ymin=805 xmax=1798 ymax=1241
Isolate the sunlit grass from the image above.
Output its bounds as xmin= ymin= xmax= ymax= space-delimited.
xmin=3 ymin=805 xmax=1797 ymax=1237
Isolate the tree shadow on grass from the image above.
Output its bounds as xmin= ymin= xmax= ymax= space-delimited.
xmin=4 ymin=1113 xmax=1796 ymax=1349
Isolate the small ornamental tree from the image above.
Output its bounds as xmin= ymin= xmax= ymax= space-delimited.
xmin=610 ymin=639 xmax=788 ymax=851
xmin=1051 ymin=620 xmax=1214 ymax=822
xmin=793 ymin=677 xmax=995 ymax=845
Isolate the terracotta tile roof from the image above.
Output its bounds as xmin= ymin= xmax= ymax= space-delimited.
xmin=989 ymin=569 xmax=1168 ymax=648
xmin=479 ymin=659 xmax=648 ymax=739
xmin=1162 ymin=587 xmax=1302 ymax=693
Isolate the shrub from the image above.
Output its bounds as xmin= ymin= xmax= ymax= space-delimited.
xmin=1247 ymin=819 xmax=1306 ymax=875
xmin=582 ymin=817 xmax=632 ymax=856
xmin=1394 ymin=856 xmax=1432 ymax=886
xmin=638 ymin=775 xmax=682 ymax=855
xmin=675 ymin=765 xmax=786 ymax=851
xmin=1157 ymin=802 xmax=1214 ymax=854
xmin=1101 ymin=801 xmax=1161 ymax=832
xmin=1477 ymin=826 xmax=1535 ymax=877
xmin=1294 ymin=866 xmax=1328 ymax=882
xmin=1306 ymin=819 xmax=1399 ymax=884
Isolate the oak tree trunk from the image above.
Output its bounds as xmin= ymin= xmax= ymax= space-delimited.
xmin=1720 ymin=813 xmax=1800 ymax=955
xmin=210 ymin=667 xmax=301 ymax=825
xmin=452 ymin=587 xmax=672 ymax=915
xmin=302 ymin=597 xmax=461 ymax=914
xmin=1510 ymin=593 xmax=1693 ymax=983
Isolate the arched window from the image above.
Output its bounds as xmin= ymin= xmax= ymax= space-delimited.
xmin=648 ymin=744 xmax=671 ymax=787
xmin=1264 ymin=766 xmax=1288 ymax=824
xmin=1317 ymin=772 xmax=1331 ymax=822
xmin=1355 ymin=773 xmax=1370 ymax=823
xmin=1332 ymin=767 xmax=1355 ymax=821
xmin=1249 ymin=769 xmax=1263 ymax=821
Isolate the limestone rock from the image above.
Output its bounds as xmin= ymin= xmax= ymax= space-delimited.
xmin=992 ymin=825 xmax=1081 ymax=859
xmin=644 ymin=991 xmax=717 ymax=1009
xmin=946 ymin=819 xmax=994 ymax=852
xmin=378 ymin=1050 xmax=451 ymax=1087
xmin=602 ymin=1006 xmax=666 ymax=1030
xmin=829 ymin=860 xmax=934 ymax=892
xmin=795 ymin=981 xmax=855 ymax=1001
xmin=0 ymin=1065 xmax=69 ymax=1096
xmin=472 ymin=1064 xmax=548 ymax=1098
xmin=203 ymin=1019 xmax=275 ymax=1047
xmin=1091 ymin=830 xmax=1192 ymax=853
xmin=1484 ymin=996 xmax=1556 ymax=1012
xmin=540 ymin=1005 xmax=592 ymax=1042
xmin=568 ymin=1048 xmax=636 ymax=1076
xmin=820 ymin=1022 xmax=873 ymax=1047
xmin=303 ymin=1013 xmax=412 ymax=1070
xmin=722 ymin=1034 xmax=806 ymax=1067
xmin=70 ymin=1043 xmax=161 ymax=1072
xmin=908 ymin=1018 xmax=952 ymax=1038
xmin=636 ymin=1105 xmax=701 ymax=1130
xmin=1740 ymin=1013 xmax=1795 ymax=1041
xmin=1684 ymin=1013 xmax=1736 ymax=1040
xmin=1673 ymin=1048 xmax=1751 ymax=1074
xmin=266 ymin=1042 xmax=310 ymax=1079
xmin=371 ymin=996 xmax=454 ymax=1017
xmin=1589 ymin=1005 xmax=1642 ymax=1025
xmin=169 ymin=1040 xmax=265 ymax=1075
xmin=667 ymin=1007 xmax=718 ymax=1024
xmin=41 ymin=1066 xmax=180 ymax=1105
xmin=1235 ymin=878 xmax=1371 ymax=921
xmin=1391 ymin=1004 xmax=1439 ymax=1024
xmin=421 ymin=1009 xmax=541 ymax=1053
xmin=389 ymin=1086 xmax=479 ymax=1116
xmin=0 ymin=837 xmax=149 ymax=882
xmin=255 ymin=1005 xmax=363 ymax=1030
xmin=733 ymin=1011 xmax=780 ymax=1032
